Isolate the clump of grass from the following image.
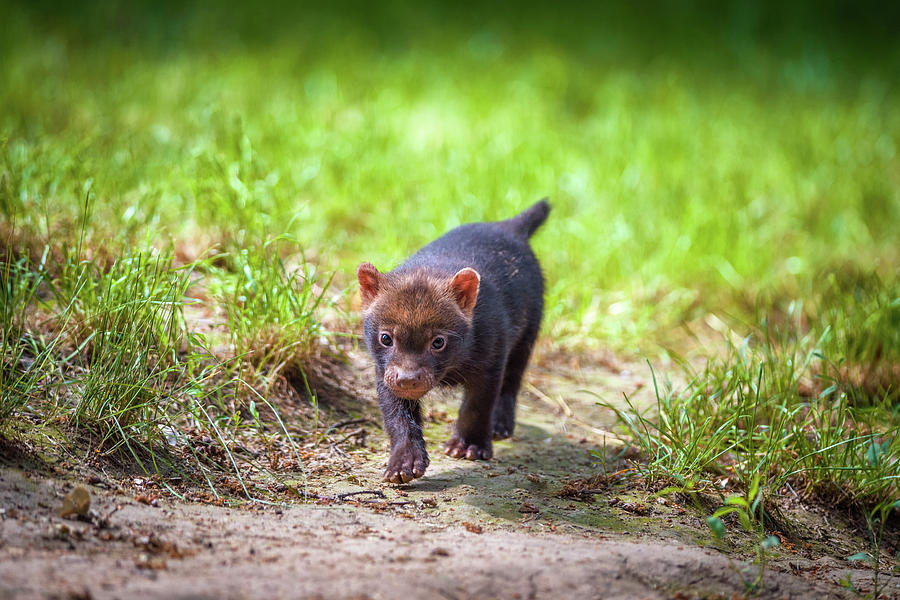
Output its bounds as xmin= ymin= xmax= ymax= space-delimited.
xmin=602 ymin=295 xmax=899 ymax=592
xmin=602 ymin=295 xmax=899 ymax=511
xmin=0 ymin=140 xmax=335 ymax=497
xmin=0 ymin=236 xmax=319 ymax=502
xmin=0 ymin=250 xmax=53 ymax=420
xmin=43 ymin=247 xmax=195 ymax=446
xmin=211 ymin=235 xmax=336 ymax=397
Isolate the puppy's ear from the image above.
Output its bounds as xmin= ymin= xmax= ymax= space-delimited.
xmin=449 ymin=268 xmax=480 ymax=317
xmin=357 ymin=263 xmax=381 ymax=309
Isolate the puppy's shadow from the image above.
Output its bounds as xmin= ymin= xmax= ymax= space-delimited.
xmin=396 ymin=422 xmax=623 ymax=530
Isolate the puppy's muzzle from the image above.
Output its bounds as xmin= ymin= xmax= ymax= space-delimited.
xmin=384 ymin=366 xmax=434 ymax=400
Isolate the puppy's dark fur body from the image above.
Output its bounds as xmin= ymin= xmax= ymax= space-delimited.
xmin=358 ymin=200 xmax=549 ymax=483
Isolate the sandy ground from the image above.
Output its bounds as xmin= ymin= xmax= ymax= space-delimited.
xmin=1 ymin=353 xmax=898 ymax=599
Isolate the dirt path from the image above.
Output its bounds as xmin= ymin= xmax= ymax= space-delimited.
xmin=1 ymin=354 xmax=897 ymax=599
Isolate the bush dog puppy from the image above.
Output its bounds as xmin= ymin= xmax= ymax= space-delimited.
xmin=357 ymin=199 xmax=549 ymax=483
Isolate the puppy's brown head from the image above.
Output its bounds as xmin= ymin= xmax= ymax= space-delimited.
xmin=357 ymin=263 xmax=479 ymax=400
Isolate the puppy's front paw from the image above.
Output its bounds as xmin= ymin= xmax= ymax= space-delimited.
xmin=384 ymin=445 xmax=429 ymax=484
xmin=444 ymin=435 xmax=493 ymax=460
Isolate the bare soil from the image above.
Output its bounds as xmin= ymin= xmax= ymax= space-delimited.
xmin=1 ymin=351 xmax=898 ymax=599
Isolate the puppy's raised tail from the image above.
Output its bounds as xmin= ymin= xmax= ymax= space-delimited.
xmin=504 ymin=198 xmax=550 ymax=238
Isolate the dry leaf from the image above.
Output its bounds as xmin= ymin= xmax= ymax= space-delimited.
xmin=57 ymin=487 xmax=90 ymax=518
xmin=461 ymin=521 xmax=483 ymax=534
xmin=519 ymin=502 xmax=539 ymax=514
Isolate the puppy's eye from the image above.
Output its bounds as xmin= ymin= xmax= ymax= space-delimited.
xmin=431 ymin=336 xmax=446 ymax=351
xmin=379 ymin=332 xmax=393 ymax=347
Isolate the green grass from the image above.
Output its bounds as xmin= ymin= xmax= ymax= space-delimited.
xmin=601 ymin=299 xmax=898 ymax=519
xmin=608 ymin=335 xmax=898 ymax=505
xmin=601 ymin=306 xmax=898 ymax=586
xmin=3 ymin=1 xmax=898 ymax=350
xmin=211 ymin=235 xmax=338 ymax=394
xmin=0 ymin=0 xmax=898 ymax=510
xmin=50 ymin=247 xmax=193 ymax=435
xmin=0 ymin=252 xmax=51 ymax=420
xmin=0 ymin=236 xmax=317 ymax=502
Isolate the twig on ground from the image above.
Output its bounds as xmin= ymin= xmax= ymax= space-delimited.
xmin=785 ymin=481 xmax=800 ymax=500
xmin=286 ymin=487 xmax=416 ymax=508
xmin=314 ymin=419 xmax=375 ymax=447
xmin=335 ymin=490 xmax=385 ymax=500
xmin=331 ymin=428 xmax=365 ymax=448
xmin=325 ymin=418 xmax=373 ymax=433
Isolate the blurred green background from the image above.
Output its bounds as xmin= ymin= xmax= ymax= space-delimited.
xmin=2 ymin=0 xmax=898 ymax=351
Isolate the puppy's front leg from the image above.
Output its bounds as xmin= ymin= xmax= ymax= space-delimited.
xmin=377 ymin=379 xmax=429 ymax=483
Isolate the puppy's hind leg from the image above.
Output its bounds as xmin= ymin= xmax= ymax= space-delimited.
xmin=491 ymin=327 xmax=538 ymax=439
